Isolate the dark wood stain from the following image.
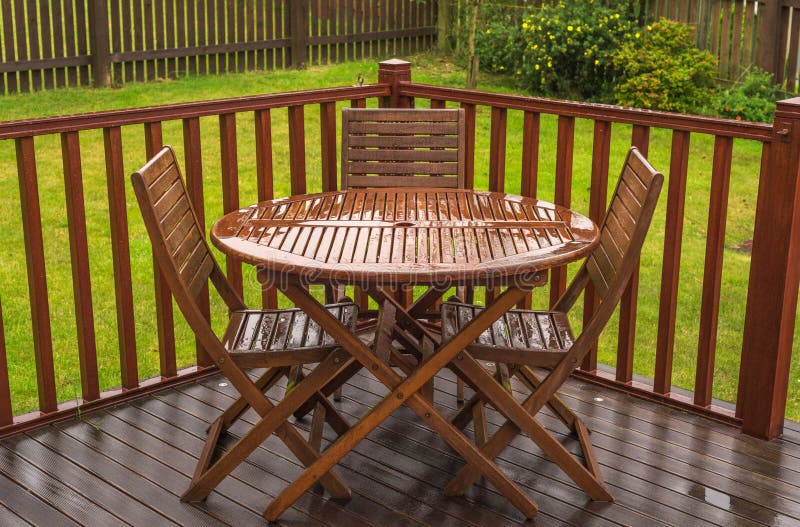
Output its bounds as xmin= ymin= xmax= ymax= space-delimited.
xmin=0 ymin=369 xmax=798 ymax=526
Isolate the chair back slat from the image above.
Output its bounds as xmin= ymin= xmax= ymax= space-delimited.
xmin=131 ymin=146 xmax=217 ymax=302
xmin=585 ymin=147 xmax=662 ymax=300
xmin=341 ymin=108 xmax=466 ymax=189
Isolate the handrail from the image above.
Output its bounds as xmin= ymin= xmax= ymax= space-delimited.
xmin=399 ymin=82 xmax=773 ymax=141
xmin=0 ymin=85 xmax=391 ymax=139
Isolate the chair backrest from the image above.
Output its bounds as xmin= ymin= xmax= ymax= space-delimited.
xmin=341 ymin=107 xmax=466 ymax=189
xmin=584 ymin=147 xmax=663 ymax=303
xmin=130 ymin=146 xmax=245 ymax=333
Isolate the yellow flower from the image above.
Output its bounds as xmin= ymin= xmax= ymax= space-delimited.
xmin=547 ymin=61 xmax=552 ymax=68
xmin=522 ymin=22 xmax=528 ymax=29
xmin=576 ymin=26 xmax=582 ymax=32
xmin=594 ymin=59 xmax=600 ymax=65
xmin=533 ymin=44 xmax=538 ymax=50
xmin=549 ymin=34 xmax=555 ymax=40
xmin=615 ymin=13 xmax=620 ymax=18
xmin=485 ymin=29 xmax=492 ymax=34
xmin=635 ymin=32 xmax=641 ymax=38
xmin=535 ymin=64 xmax=540 ymax=71
xmin=647 ymin=25 xmax=653 ymax=31
xmin=567 ymin=25 xmax=573 ymax=31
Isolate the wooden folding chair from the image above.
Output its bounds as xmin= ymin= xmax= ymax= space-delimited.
xmin=440 ymin=146 xmax=664 ymax=499
xmin=302 ymin=107 xmax=470 ymax=406
xmin=131 ymin=146 xmax=359 ymax=505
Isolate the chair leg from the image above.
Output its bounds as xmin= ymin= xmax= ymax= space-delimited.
xmin=445 ymin=353 xmax=614 ymax=502
xmin=309 ymin=400 xmax=326 ymax=453
xmin=472 ymin=402 xmax=488 ymax=447
xmin=214 ymin=367 xmax=285 ymax=432
xmin=183 ymin=350 xmax=355 ymax=503
xmin=293 ymin=360 xmax=362 ymax=419
xmin=456 ymin=377 xmax=465 ymax=404
xmin=515 ymin=366 xmax=577 ymax=433
xmin=451 ymin=392 xmax=481 ymax=430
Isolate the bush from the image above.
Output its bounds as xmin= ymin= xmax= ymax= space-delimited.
xmin=715 ymin=68 xmax=780 ymax=122
xmin=514 ymin=0 xmax=639 ymax=100
xmin=474 ymin=9 xmax=526 ymax=76
xmin=612 ymin=19 xmax=717 ymax=113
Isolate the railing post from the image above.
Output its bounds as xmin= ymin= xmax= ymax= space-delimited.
xmin=738 ymin=97 xmax=800 ymax=439
xmin=378 ymin=59 xmax=412 ymax=108
xmin=290 ymin=0 xmax=310 ymax=68
xmin=88 ymin=0 xmax=111 ymax=87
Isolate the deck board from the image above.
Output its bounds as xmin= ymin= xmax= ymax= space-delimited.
xmin=1 ymin=370 xmax=799 ymax=527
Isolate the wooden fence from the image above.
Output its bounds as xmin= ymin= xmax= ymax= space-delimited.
xmin=642 ymin=0 xmax=800 ymax=89
xmin=0 ymin=0 xmax=437 ymax=94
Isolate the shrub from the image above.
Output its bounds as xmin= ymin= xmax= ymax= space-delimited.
xmin=715 ymin=68 xmax=781 ymax=122
xmin=612 ymin=19 xmax=717 ymax=113
xmin=474 ymin=9 xmax=525 ymax=76
xmin=514 ymin=0 xmax=639 ymax=100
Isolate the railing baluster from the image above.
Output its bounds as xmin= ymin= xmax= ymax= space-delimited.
xmin=488 ymin=107 xmax=507 ymax=192
xmin=182 ymin=117 xmax=213 ymax=368
xmin=0 ymin=299 xmax=11 ymax=425
xmin=486 ymin=107 xmax=507 ymax=304
xmin=550 ymin=115 xmax=575 ymax=308
xmin=654 ymin=130 xmax=691 ymax=393
xmin=520 ymin=111 xmax=540 ymax=199
xmin=460 ymin=103 xmax=476 ymax=190
xmin=16 ymin=136 xmax=57 ymax=412
xmin=583 ymin=120 xmax=611 ymax=373
xmin=255 ymin=109 xmax=278 ymax=309
xmin=518 ymin=110 xmax=541 ymax=310
xmin=430 ymin=99 xmax=446 ymax=109
xmin=288 ymin=105 xmax=307 ymax=195
xmin=144 ymin=122 xmax=177 ymax=379
xmin=618 ymin=125 xmax=650 ymax=386
xmin=320 ymin=102 xmax=338 ymax=192
xmin=350 ymin=98 xmax=369 ymax=311
xmin=103 ymin=126 xmax=138 ymax=390
xmin=695 ymin=135 xmax=733 ymax=406
xmin=321 ymin=101 xmax=340 ymax=305
xmin=220 ymin=113 xmax=243 ymax=297
xmin=61 ymin=130 xmax=100 ymax=400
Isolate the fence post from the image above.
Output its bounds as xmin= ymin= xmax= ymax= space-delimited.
xmin=738 ymin=97 xmax=800 ymax=439
xmin=290 ymin=0 xmax=310 ymax=68
xmin=756 ymin=0 xmax=783 ymax=84
xmin=88 ymin=0 xmax=111 ymax=87
xmin=378 ymin=59 xmax=412 ymax=108
xmin=438 ymin=0 xmax=450 ymax=52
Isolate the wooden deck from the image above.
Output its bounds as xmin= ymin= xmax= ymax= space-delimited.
xmin=0 ymin=368 xmax=798 ymax=527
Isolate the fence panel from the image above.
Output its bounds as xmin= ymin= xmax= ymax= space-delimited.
xmin=0 ymin=0 xmax=437 ymax=94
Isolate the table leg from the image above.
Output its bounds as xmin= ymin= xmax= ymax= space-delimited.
xmin=265 ymin=283 xmax=539 ymax=521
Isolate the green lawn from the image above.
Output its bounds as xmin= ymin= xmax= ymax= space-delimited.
xmin=0 ymin=53 xmax=797 ymax=419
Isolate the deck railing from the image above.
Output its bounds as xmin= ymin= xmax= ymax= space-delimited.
xmin=0 ymin=59 xmax=797 ymax=440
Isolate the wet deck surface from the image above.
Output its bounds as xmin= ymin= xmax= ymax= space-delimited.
xmin=0 ymin=368 xmax=798 ymax=526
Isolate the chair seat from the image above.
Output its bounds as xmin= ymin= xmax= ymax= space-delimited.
xmin=441 ymin=301 xmax=574 ymax=367
xmin=221 ymin=302 xmax=358 ymax=367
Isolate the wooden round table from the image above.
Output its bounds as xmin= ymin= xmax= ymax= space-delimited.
xmin=211 ymin=187 xmax=600 ymax=521
xmin=211 ymin=188 xmax=599 ymax=287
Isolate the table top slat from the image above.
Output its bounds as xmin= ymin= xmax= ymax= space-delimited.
xmin=212 ymin=188 xmax=598 ymax=286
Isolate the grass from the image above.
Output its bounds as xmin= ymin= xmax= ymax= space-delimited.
xmin=0 ymin=53 xmax=797 ymax=420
